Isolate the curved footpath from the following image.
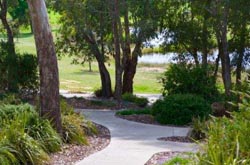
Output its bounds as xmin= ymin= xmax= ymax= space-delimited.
xmin=75 ymin=110 xmax=197 ymax=165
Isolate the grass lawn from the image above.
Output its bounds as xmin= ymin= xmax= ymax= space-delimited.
xmin=14 ymin=32 xmax=164 ymax=94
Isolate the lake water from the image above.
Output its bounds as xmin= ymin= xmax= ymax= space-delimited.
xmin=138 ymin=53 xmax=177 ymax=64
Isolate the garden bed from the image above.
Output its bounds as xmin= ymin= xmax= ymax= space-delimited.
xmin=49 ymin=123 xmax=110 ymax=165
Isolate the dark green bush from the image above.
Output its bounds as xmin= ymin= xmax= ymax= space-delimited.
xmin=122 ymin=93 xmax=148 ymax=107
xmin=161 ymin=64 xmax=220 ymax=102
xmin=17 ymin=53 xmax=39 ymax=92
xmin=152 ymin=94 xmax=211 ymax=125
xmin=0 ymin=42 xmax=38 ymax=93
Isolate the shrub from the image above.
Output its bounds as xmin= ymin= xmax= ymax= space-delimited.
xmin=0 ymin=114 xmax=49 ymax=164
xmin=161 ymin=64 xmax=220 ymax=102
xmin=0 ymin=104 xmax=62 ymax=153
xmin=122 ymin=93 xmax=148 ymax=107
xmin=62 ymin=113 xmax=88 ymax=144
xmin=94 ymin=88 xmax=103 ymax=98
xmin=196 ymin=87 xmax=250 ymax=164
xmin=17 ymin=53 xmax=39 ymax=92
xmin=60 ymin=99 xmax=75 ymax=115
xmin=61 ymin=100 xmax=97 ymax=143
xmin=0 ymin=42 xmax=38 ymax=93
xmin=0 ymin=94 xmax=22 ymax=105
xmin=188 ymin=117 xmax=207 ymax=140
xmin=152 ymin=94 xmax=211 ymax=125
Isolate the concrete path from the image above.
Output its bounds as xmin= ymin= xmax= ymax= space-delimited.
xmin=76 ymin=110 xmax=197 ymax=165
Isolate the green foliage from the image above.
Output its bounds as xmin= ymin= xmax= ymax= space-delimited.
xmin=196 ymin=89 xmax=250 ymax=164
xmin=60 ymin=100 xmax=97 ymax=143
xmin=0 ymin=94 xmax=22 ymax=105
xmin=152 ymin=94 xmax=211 ymax=126
xmin=0 ymin=113 xmax=49 ymax=164
xmin=0 ymin=104 xmax=62 ymax=164
xmin=116 ymin=108 xmax=152 ymax=116
xmin=0 ymin=42 xmax=38 ymax=93
xmin=163 ymin=156 xmax=191 ymax=165
xmin=60 ymin=98 xmax=75 ymax=115
xmin=189 ymin=117 xmax=207 ymax=140
xmin=122 ymin=93 xmax=148 ymax=107
xmin=161 ymin=64 xmax=220 ymax=102
xmin=62 ymin=113 xmax=88 ymax=145
xmin=17 ymin=53 xmax=39 ymax=92
xmin=0 ymin=143 xmax=17 ymax=165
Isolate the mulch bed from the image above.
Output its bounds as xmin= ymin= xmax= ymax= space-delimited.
xmin=65 ymin=97 xmax=139 ymax=110
xmin=157 ymin=136 xmax=193 ymax=143
xmin=145 ymin=152 xmax=181 ymax=165
xmin=48 ymin=123 xmax=110 ymax=165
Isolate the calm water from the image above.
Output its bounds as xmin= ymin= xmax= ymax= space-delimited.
xmin=138 ymin=53 xmax=176 ymax=64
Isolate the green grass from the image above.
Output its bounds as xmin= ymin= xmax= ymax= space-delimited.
xmin=14 ymin=34 xmax=164 ymax=94
xmin=1 ymin=11 xmax=164 ymax=94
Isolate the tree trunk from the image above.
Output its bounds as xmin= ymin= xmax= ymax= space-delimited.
xmin=82 ymin=32 xmax=112 ymax=98
xmin=193 ymin=49 xmax=199 ymax=67
xmin=111 ymin=0 xmax=123 ymax=102
xmin=97 ymin=61 xmax=112 ymax=97
xmin=220 ymin=11 xmax=231 ymax=97
xmin=235 ymin=21 xmax=247 ymax=88
xmin=0 ymin=0 xmax=17 ymax=92
xmin=201 ymin=17 xmax=208 ymax=67
xmin=27 ymin=0 xmax=62 ymax=133
xmin=122 ymin=43 xmax=140 ymax=94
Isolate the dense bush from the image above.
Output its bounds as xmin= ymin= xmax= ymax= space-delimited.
xmin=122 ymin=93 xmax=148 ymax=107
xmin=152 ymin=94 xmax=211 ymax=125
xmin=0 ymin=42 xmax=38 ymax=93
xmin=161 ymin=64 xmax=220 ymax=102
xmin=17 ymin=53 xmax=39 ymax=92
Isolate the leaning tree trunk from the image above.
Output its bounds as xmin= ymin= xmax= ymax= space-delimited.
xmin=93 ymin=45 xmax=112 ymax=98
xmin=122 ymin=43 xmax=140 ymax=94
xmin=27 ymin=0 xmax=62 ymax=133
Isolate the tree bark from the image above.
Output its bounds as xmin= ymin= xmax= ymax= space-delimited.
xmin=122 ymin=43 xmax=140 ymax=94
xmin=235 ymin=21 xmax=247 ymax=88
xmin=111 ymin=0 xmax=123 ymax=101
xmin=27 ymin=0 xmax=62 ymax=133
xmin=220 ymin=8 xmax=231 ymax=97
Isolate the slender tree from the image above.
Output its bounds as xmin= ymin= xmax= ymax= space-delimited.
xmin=0 ymin=0 xmax=18 ymax=92
xmin=27 ymin=0 xmax=62 ymax=133
xmin=53 ymin=0 xmax=113 ymax=98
